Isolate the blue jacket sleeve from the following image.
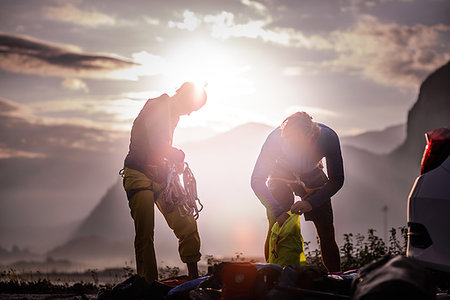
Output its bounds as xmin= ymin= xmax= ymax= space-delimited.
xmin=306 ymin=130 xmax=344 ymax=208
xmin=251 ymin=130 xmax=286 ymax=217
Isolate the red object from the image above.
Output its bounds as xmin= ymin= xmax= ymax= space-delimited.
xmin=220 ymin=263 xmax=258 ymax=300
xmin=160 ymin=275 xmax=191 ymax=287
xmin=420 ymin=128 xmax=450 ymax=174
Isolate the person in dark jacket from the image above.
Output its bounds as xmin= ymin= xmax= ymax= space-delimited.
xmin=122 ymin=82 xmax=207 ymax=283
xmin=251 ymin=111 xmax=344 ymax=272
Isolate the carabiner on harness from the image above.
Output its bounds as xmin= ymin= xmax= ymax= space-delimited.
xmin=161 ymin=162 xmax=203 ymax=219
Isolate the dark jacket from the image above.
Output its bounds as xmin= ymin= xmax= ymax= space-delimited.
xmin=251 ymin=123 xmax=344 ymax=217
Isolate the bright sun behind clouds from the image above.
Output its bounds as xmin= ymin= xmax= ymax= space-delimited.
xmin=114 ymin=37 xmax=258 ymax=132
xmin=163 ymin=38 xmax=251 ymax=100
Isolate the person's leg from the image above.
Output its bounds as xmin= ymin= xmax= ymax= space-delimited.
xmin=123 ymin=167 xmax=159 ymax=283
xmin=314 ymin=221 xmax=340 ymax=272
xmin=306 ymin=201 xmax=340 ymax=272
xmin=128 ymin=189 xmax=158 ymax=282
xmin=264 ymin=180 xmax=295 ymax=261
xmin=156 ymin=201 xmax=201 ymax=278
xmin=264 ymin=216 xmax=276 ymax=261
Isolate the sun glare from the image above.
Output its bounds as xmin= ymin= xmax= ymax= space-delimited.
xmin=111 ymin=38 xmax=256 ymax=131
xmin=163 ymin=39 xmax=249 ymax=102
xmin=160 ymin=38 xmax=257 ymax=132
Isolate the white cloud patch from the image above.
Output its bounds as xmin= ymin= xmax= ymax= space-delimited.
xmin=205 ymin=12 xmax=290 ymax=44
xmin=142 ymin=16 xmax=160 ymax=26
xmin=168 ymin=10 xmax=330 ymax=48
xmin=109 ymin=51 xmax=167 ymax=80
xmin=168 ymin=10 xmax=202 ymax=31
xmin=241 ymin=0 xmax=267 ymax=14
xmin=62 ymin=78 xmax=89 ymax=92
xmin=43 ymin=2 xmax=116 ymax=27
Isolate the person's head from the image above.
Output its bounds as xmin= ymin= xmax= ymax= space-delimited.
xmin=281 ymin=112 xmax=321 ymax=146
xmin=171 ymin=82 xmax=207 ymax=116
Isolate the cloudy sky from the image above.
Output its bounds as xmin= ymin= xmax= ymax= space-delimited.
xmin=1 ymin=0 xmax=449 ymax=143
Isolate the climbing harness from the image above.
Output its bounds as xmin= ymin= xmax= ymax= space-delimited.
xmin=270 ymin=162 xmax=325 ymax=199
xmin=119 ymin=163 xmax=203 ymax=219
xmin=162 ymin=162 xmax=203 ymax=219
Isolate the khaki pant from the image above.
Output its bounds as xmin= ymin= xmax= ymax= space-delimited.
xmin=123 ymin=167 xmax=201 ymax=282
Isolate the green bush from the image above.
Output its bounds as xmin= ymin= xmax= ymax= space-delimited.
xmin=303 ymin=226 xmax=407 ymax=271
xmin=339 ymin=226 xmax=407 ymax=270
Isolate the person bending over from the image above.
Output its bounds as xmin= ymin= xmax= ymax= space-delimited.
xmin=251 ymin=112 xmax=344 ymax=272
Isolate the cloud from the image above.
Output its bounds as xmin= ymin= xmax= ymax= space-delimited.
xmin=109 ymin=51 xmax=167 ymax=80
xmin=62 ymin=78 xmax=89 ymax=92
xmin=0 ymin=33 xmax=137 ymax=79
xmin=142 ymin=16 xmax=160 ymax=26
xmin=0 ymin=97 xmax=33 ymax=119
xmin=168 ymin=10 xmax=202 ymax=31
xmin=326 ymin=15 xmax=450 ymax=87
xmin=167 ymin=8 xmax=449 ymax=89
xmin=342 ymin=0 xmax=415 ymax=12
xmin=43 ymin=2 xmax=116 ymax=27
xmin=168 ymin=10 xmax=330 ymax=48
xmin=0 ymin=97 xmax=128 ymax=158
xmin=205 ymin=12 xmax=288 ymax=43
xmin=0 ymin=148 xmax=46 ymax=159
xmin=241 ymin=0 xmax=267 ymax=14
xmin=27 ymin=94 xmax=151 ymax=131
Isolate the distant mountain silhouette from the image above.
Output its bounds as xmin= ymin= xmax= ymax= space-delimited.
xmin=341 ymin=124 xmax=406 ymax=154
xmin=392 ymin=61 xmax=450 ymax=164
xmin=71 ymin=179 xmax=133 ymax=241
xmin=0 ymin=103 xmax=130 ymax=251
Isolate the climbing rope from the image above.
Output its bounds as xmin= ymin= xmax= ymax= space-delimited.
xmin=163 ymin=162 xmax=203 ymax=219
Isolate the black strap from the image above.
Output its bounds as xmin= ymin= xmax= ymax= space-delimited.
xmin=126 ymin=187 xmax=162 ymax=201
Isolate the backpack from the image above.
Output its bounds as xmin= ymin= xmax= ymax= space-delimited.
xmin=268 ymin=212 xmax=307 ymax=267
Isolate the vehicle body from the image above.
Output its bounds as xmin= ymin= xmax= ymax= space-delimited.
xmin=407 ymin=127 xmax=450 ymax=273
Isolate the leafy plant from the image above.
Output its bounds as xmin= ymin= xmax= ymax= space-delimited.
xmin=158 ymin=265 xmax=180 ymax=280
xmin=339 ymin=227 xmax=407 ymax=271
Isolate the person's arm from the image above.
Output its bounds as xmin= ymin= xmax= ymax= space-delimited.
xmin=305 ymin=130 xmax=344 ymax=209
xmin=251 ymin=130 xmax=286 ymax=218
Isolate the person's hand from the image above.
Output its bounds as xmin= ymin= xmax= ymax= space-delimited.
xmin=175 ymin=162 xmax=185 ymax=174
xmin=169 ymin=148 xmax=185 ymax=174
xmin=275 ymin=212 xmax=290 ymax=226
xmin=290 ymin=200 xmax=312 ymax=215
